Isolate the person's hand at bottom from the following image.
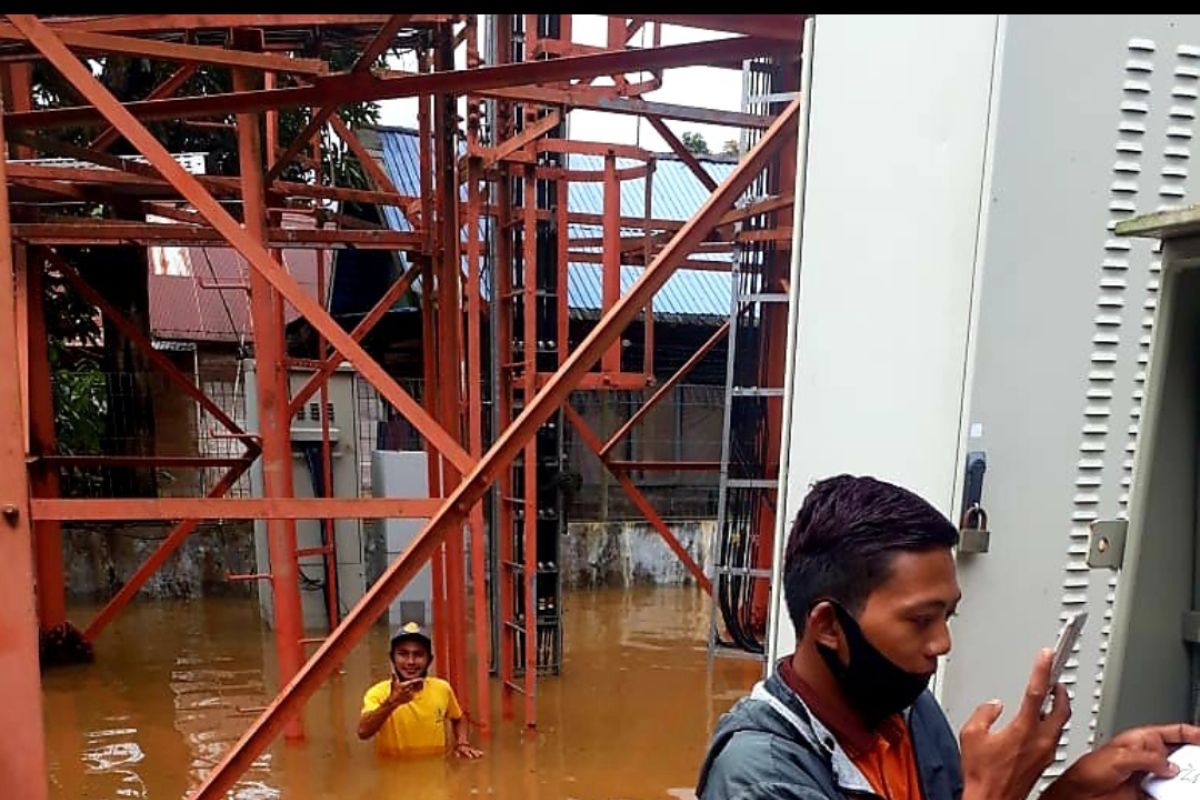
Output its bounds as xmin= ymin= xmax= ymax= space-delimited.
xmin=1043 ymin=724 xmax=1200 ymax=800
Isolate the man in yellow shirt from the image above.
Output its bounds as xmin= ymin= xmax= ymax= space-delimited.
xmin=357 ymin=622 xmax=483 ymax=759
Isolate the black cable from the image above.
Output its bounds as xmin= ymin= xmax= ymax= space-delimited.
xmin=298 ymin=442 xmax=335 ymax=626
xmin=715 ymin=232 xmax=779 ymax=655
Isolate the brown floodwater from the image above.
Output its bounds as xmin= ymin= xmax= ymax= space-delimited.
xmin=43 ymin=587 xmax=763 ymax=799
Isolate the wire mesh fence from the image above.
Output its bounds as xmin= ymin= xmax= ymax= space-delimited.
xmin=47 ymin=362 xmax=724 ymax=519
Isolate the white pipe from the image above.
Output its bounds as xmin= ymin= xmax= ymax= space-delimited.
xmin=765 ymin=15 xmax=817 ymax=669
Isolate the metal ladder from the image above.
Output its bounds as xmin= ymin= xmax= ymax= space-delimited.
xmin=707 ymin=220 xmax=786 ymax=666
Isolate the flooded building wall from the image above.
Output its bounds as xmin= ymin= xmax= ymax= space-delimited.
xmin=63 ymin=522 xmax=256 ymax=601
xmin=562 ymin=519 xmax=714 ymax=588
xmin=63 ymin=518 xmax=716 ymax=600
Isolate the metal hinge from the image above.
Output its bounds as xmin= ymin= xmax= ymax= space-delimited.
xmin=1087 ymin=519 xmax=1128 ymax=569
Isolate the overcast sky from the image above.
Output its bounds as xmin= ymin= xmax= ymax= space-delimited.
xmin=376 ymin=16 xmax=746 ymax=155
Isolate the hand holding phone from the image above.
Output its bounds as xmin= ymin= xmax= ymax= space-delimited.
xmin=387 ymin=675 xmax=424 ymax=706
xmin=1042 ymin=611 xmax=1088 ymax=716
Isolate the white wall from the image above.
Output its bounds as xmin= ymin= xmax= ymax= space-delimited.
xmin=771 ymin=14 xmax=1000 ymax=658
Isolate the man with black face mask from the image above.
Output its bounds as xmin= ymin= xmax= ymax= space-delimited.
xmin=697 ymin=474 xmax=1200 ymax=800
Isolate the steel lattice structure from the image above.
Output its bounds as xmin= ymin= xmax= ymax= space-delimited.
xmin=0 ymin=14 xmax=804 ymax=798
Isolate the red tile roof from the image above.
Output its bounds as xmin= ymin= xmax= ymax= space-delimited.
xmin=148 ymin=212 xmax=324 ymax=343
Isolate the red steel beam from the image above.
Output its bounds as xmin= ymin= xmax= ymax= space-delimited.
xmin=16 ymin=223 xmax=424 ymax=250
xmin=13 ymin=236 xmax=27 ymax=459
xmin=10 ymin=15 xmax=473 ymax=476
xmin=556 ymin=174 xmax=570 ymax=367
xmin=461 ymin=17 xmax=490 ymax=726
xmin=568 ymin=251 xmax=732 ymax=273
xmin=316 ymin=248 xmax=338 ymax=632
xmin=5 ymin=156 xmax=240 ymax=209
xmin=31 ymin=497 xmax=444 ymax=522
xmin=40 ymin=455 xmax=250 ymax=468
xmin=532 ymin=138 xmax=652 ymax=162
xmin=464 ymin=159 xmax=490 ymax=732
xmin=47 ymin=252 xmax=249 ymax=438
xmin=89 ymin=64 xmax=196 ymax=151
xmin=0 ymin=93 xmax=48 ymax=800
xmin=1 ymin=62 xmax=32 ymax=158
xmin=1 ymin=15 xmax=430 ymax=34
xmin=234 ymin=61 xmax=305 ymax=741
xmin=7 ymin=65 xmax=32 ymax=463
xmin=185 ymin=94 xmax=802 ymax=800
xmin=256 ymin=177 xmax=417 ymax=209
xmin=642 ymin=156 xmax=655 ymax=381
xmin=480 ymin=86 xmax=775 ymax=130
xmin=720 ymin=194 xmax=794 ymax=226
xmin=7 ymin=135 xmax=422 ymax=209
xmin=6 ymin=162 xmax=208 ymax=187
xmin=8 ymin=178 xmax=91 ymax=201
xmin=6 ymin=35 xmax=781 ymax=129
xmin=140 ymin=203 xmax=208 ymax=226
xmin=540 ymin=164 xmax=649 ymax=183
xmin=602 ymin=153 xmax=621 ymax=373
xmin=412 ymin=48 xmax=452 ymax=682
xmin=433 ymin=25 xmax=469 ymax=704
xmin=327 ymin=113 xmax=420 ymax=229
xmin=83 ymin=462 xmax=249 ymax=640
xmin=414 ymin=55 xmax=449 ymax=675
xmin=0 ymin=25 xmax=329 ymax=74
xmin=266 ymin=14 xmax=411 ymax=185
xmin=564 ymin=404 xmax=712 ymax=594
xmin=535 ymin=372 xmax=653 ymax=391
xmin=491 ymin=43 xmax=517 ymax=718
xmin=25 ymin=254 xmax=65 ymax=630
xmin=479 ymin=109 xmax=561 ymax=170
xmin=561 ymin=195 xmax=792 ymax=234
xmin=600 ymin=320 xmax=730 ymax=457
xmin=309 ymin=116 xmax=336 ymax=631
xmin=264 ymin=71 xmax=278 ymax=170
xmin=645 ymin=114 xmax=718 ymax=192
xmin=737 ymin=227 xmax=793 ymax=243
xmin=330 ymin=113 xmax=401 ymax=196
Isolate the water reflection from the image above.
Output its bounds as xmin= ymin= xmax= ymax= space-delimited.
xmin=44 ymin=587 xmax=761 ymax=799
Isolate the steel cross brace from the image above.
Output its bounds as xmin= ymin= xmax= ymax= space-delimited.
xmin=562 ymin=404 xmax=712 ymax=594
xmin=9 ymin=14 xmax=473 ymax=477
xmin=182 ymin=94 xmax=802 ymax=800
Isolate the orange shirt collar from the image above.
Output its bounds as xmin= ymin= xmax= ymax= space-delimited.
xmin=777 ymin=656 xmax=901 ymax=758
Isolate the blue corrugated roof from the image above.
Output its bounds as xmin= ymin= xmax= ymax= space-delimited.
xmin=376 ymin=127 xmax=468 ymax=233
xmin=377 ymin=129 xmax=418 ymax=232
xmin=372 ymin=126 xmax=735 ymax=322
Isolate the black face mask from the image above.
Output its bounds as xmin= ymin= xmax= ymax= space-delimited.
xmin=816 ymin=601 xmax=933 ymax=728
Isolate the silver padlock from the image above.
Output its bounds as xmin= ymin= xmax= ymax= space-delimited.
xmin=958 ymin=505 xmax=990 ymax=554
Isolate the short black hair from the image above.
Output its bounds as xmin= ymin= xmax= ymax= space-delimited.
xmin=783 ymin=474 xmax=959 ymax=638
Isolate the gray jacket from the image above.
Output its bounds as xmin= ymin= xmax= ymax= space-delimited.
xmin=697 ymin=669 xmax=964 ymax=800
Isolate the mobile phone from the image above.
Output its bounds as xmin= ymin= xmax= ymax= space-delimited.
xmin=1042 ymin=611 xmax=1088 ymax=715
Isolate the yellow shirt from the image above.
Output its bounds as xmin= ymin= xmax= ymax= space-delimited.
xmin=361 ymin=677 xmax=463 ymax=758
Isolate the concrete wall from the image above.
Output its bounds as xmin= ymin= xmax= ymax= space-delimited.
xmin=561 ymin=519 xmax=714 ymax=588
xmin=62 ymin=521 xmax=256 ymax=601
xmin=62 ymin=517 xmax=719 ymax=601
